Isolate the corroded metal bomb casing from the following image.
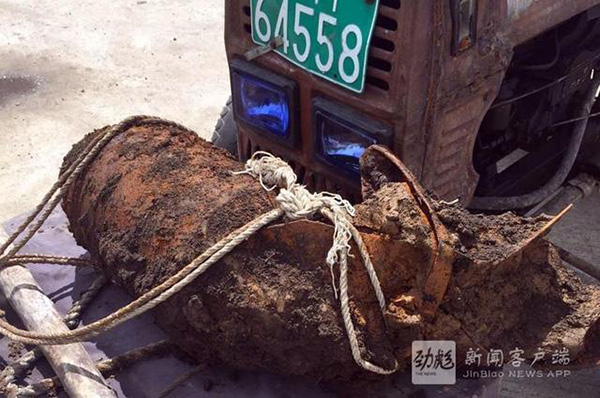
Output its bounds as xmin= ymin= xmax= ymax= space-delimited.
xmin=61 ymin=121 xmax=600 ymax=380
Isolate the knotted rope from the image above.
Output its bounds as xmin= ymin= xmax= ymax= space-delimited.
xmin=1 ymin=275 xmax=107 ymax=396
xmin=12 ymin=340 xmax=174 ymax=397
xmin=0 ymin=117 xmax=397 ymax=374
xmin=235 ymin=152 xmax=397 ymax=374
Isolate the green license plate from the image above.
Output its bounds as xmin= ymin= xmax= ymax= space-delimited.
xmin=250 ymin=0 xmax=380 ymax=93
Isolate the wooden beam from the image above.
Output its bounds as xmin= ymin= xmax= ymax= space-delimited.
xmin=0 ymin=227 xmax=115 ymax=398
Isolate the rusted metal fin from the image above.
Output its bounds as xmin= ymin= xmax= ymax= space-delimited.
xmin=503 ymin=204 xmax=573 ymax=264
xmin=360 ymin=145 xmax=454 ymax=316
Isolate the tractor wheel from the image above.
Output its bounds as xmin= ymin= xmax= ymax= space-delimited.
xmin=211 ymin=97 xmax=238 ymax=156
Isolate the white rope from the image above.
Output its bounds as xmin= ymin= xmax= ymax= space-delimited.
xmin=0 ymin=208 xmax=283 ymax=345
xmin=0 ymin=275 xmax=107 ymax=395
xmin=233 ymin=152 xmax=356 ymax=297
xmin=236 ymin=152 xmax=398 ymax=374
xmin=0 ymin=125 xmax=397 ymax=374
xmin=14 ymin=340 xmax=174 ymax=397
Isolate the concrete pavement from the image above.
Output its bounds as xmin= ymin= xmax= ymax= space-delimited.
xmin=0 ymin=0 xmax=230 ymax=220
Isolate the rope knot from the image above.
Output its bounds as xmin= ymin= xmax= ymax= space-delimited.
xmin=235 ymin=152 xmax=356 ymax=219
xmin=0 ymin=136 xmax=396 ymax=376
xmin=233 ymin=151 xmax=297 ymax=191
xmin=236 ymin=151 xmax=398 ymax=375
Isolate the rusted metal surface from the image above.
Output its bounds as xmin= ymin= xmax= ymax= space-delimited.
xmin=60 ymin=122 xmax=600 ymax=381
xmin=227 ymin=0 xmax=415 ymax=198
xmin=361 ymin=146 xmax=454 ymax=317
xmin=519 ymin=205 xmax=573 ymax=249
xmin=225 ymin=1 xmax=600 ymax=205
xmin=507 ymin=0 xmax=600 ymax=44
xmin=225 ymin=1 xmax=511 ymax=203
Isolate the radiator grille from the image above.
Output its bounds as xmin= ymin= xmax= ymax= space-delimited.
xmin=242 ymin=5 xmax=251 ymax=33
xmin=240 ymin=1 xmax=400 ymax=93
xmin=367 ymin=0 xmax=400 ymax=92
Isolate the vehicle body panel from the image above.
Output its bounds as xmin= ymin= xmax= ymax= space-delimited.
xmin=225 ymin=0 xmax=600 ymax=203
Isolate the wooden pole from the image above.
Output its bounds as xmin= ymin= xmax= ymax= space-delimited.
xmin=0 ymin=227 xmax=115 ymax=398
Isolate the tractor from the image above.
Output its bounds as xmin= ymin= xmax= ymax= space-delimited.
xmin=214 ymin=0 xmax=600 ymax=211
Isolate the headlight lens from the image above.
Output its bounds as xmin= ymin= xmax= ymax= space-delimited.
xmin=239 ymin=76 xmax=289 ymax=137
xmin=319 ymin=120 xmax=377 ymax=174
xmin=314 ymin=98 xmax=393 ymax=175
xmin=230 ymin=60 xmax=298 ymax=146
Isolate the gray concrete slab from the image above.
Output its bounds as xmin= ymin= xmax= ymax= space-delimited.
xmin=548 ymin=186 xmax=600 ymax=265
xmin=0 ymin=0 xmax=230 ymax=221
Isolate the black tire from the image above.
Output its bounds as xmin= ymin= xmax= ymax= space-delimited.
xmin=211 ymin=97 xmax=238 ymax=156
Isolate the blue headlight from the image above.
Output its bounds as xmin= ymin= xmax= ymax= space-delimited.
xmin=230 ymin=60 xmax=297 ymax=145
xmin=314 ymin=97 xmax=393 ymax=176
xmin=320 ymin=122 xmax=377 ymax=174
xmin=239 ymin=76 xmax=290 ymax=138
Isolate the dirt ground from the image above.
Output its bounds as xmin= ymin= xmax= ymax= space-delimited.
xmin=0 ymin=0 xmax=229 ymax=221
